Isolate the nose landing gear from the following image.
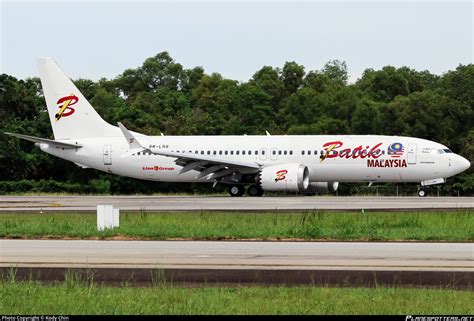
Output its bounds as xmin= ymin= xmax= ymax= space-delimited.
xmin=418 ymin=188 xmax=428 ymax=197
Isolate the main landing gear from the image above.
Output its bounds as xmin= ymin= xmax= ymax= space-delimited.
xmin=418 ymin=188 xmax=428 ymax=197
xmin=228 ymin=185 xmax=245 ymax=197
xmin=247 ymin=185 xmax=264 ymax=197
xmin=227 ymin=185 xmax=264 ymax=197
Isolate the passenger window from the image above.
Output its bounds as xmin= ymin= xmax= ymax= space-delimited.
xmin=278 ymin=150 xmax=282 ymax=155
xmin=302 ymin=150 xmax=305 ymax=155
xmin=242 ymin=151 xmax=246 ymax=155
xmin=272 ymin=150 xmax=276 ymax=155
xmin=248 ymin=151 xmax=251 ymax=155
xmin=201 ymin=151 xmax=204 ymax=155
xmin=284 ymin=150 xmax=287 ymax=155
xmin=207 ymin=151 xmax=210 ymax=155
xmin=230 ymin=151 xmax=234 ymax=155
xmin=236 ymin=151 xmax=240 ymax=155
xmin=213 ymin=151 xmax=216 ymax=155
xmin=219 ymin=151 xmax=222 ymax=155
xmin=289 ymin=151 xmax=293 ymax=155
xmin=255 ymin=150 xmax=258 ymax=155
xmin=225 ymin=151 xmax=228 ymax=155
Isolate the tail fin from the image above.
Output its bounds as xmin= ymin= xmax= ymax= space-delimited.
xmin=37 ymin=57 xmax=117 ymax=139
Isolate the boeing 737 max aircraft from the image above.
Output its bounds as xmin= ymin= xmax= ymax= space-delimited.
xmin=5 ymin=58 xmax=471 ymax=197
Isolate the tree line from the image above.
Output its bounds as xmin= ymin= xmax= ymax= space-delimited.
xmin=0 ymin=52 xmax=472 ymax=195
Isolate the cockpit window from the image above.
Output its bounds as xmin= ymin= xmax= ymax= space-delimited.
xmin=437 ymin=149 xmax=445 ymax=154
xmin=443 ymin=149 xmax=453 ymax=153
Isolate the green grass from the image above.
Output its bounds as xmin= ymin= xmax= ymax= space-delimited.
xmin=1 ymin=278 xmax=472 ymax=314
xmin=0 ymin=210 xmax=473 ymax=241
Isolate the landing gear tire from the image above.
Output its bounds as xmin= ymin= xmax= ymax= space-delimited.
xmin=228 ymin=185 xmax=245 ymax=197
xmin=418 ymin=188 xmax=427 ymax=197
xmin=248 ymin=185 xmax=264 ymax=197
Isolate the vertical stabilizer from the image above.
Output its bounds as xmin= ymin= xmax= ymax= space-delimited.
xmin=37 ymin=57 xmax=116 ymax=139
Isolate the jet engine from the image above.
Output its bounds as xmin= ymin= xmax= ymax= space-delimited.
xmin=258 ymin=163 xmax=309 ymax=192
xmin=305 ymin=182 xmax=339 ymax=194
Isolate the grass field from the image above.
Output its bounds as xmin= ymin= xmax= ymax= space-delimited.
xmin=1 ymin=278 xmax=472 ymax=314
xmin=1 ymin=210 xmax=472 ymax=241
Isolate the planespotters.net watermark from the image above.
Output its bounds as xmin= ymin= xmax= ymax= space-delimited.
xmin=2 ymin=317 xmax=69 ymax=321
xmin=406 ymin=316 xmax=473 ymax=321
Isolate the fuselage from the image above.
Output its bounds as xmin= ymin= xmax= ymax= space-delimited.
xmin=40 ymin=134 xmax=470 ymax=184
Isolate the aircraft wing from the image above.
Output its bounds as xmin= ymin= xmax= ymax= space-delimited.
xmin=153 ymin=149 xmax=260 ymax=169
xmin=117 ymin=123 xmax=260 ymax=182
xmin=151 ymin=150 xmax=260 ymax=181
xmin=4 ymin=132 xmax=82 ymax=149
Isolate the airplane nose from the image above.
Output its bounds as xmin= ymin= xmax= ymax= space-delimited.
xmin=456 ymin=155 xmax=470 ymax=173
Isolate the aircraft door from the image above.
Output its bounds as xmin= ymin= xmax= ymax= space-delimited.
xmin=259 ymin=148 xmax=267 ymax=161
xmin=407 ymin=144 xmax=417 ymax=164
xmin=103 ymin=145 xmax=112 ymax=165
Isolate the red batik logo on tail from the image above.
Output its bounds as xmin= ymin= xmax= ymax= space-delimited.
xmin=55 ymin=94 xmax=78 ymax=121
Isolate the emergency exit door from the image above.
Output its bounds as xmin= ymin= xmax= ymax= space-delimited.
xmin=103 ymin=145 xmax=112 ymax=165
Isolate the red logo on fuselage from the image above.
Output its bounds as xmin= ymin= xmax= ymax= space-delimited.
xmin=320 ymin=141 xmax=383 ymax=162
xmin=55 ymin=94 xmax=78 ymax=121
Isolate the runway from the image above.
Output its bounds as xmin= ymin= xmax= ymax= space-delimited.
xmin=0 ymin=196 xmax=473 ymax=212
xmin=2 ymin=240 xmax=473 ymax=287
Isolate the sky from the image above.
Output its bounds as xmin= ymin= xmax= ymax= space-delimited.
xmin=1 ymin=0 xmax=472 ymax=83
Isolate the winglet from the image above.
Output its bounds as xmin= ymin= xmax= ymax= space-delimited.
xmin=117 ymin=122 xmax=147 ymax=157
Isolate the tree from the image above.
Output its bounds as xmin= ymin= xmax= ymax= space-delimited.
xmin=250 ymin=66 xmax=284 ymax=110
xmin=439 ymin=64 xmax=474 ymax=108
xmin=357 ymin=66 xmax=410 ymax=101
xmin=351 ymin=98 xmax=381 ymax=134
xmin=281 ymin=61 xmax=305 ymax=95
xmin=322 ymin=60 xmax=348 ymax=85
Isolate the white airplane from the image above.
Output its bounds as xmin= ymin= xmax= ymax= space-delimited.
xmin=5 ymin=58 xmax=471 ymax=197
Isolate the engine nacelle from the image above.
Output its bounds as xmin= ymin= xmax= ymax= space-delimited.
xmin=259 ymin=163 xmax=309 ymax=192
xmin=306 ymin=182 xmax=339 ymax=194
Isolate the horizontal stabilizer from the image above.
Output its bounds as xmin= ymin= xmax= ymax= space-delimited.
xmin=4 ymin=132 xmax=82 ymax=149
